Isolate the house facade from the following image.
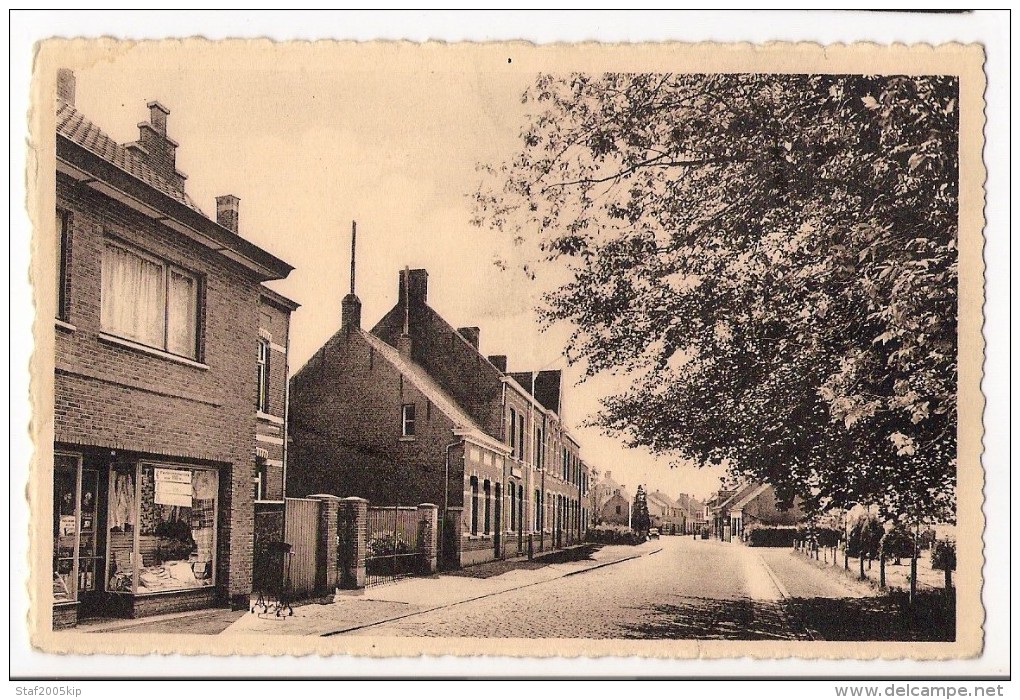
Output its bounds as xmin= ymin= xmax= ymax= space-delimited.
xmin=647 ymin=491 xmax=685 ymax=534
xmin=706 ymin=482 xmax=804 ymax=541
xmin=597 ymin=471 xmax=632 ymax=527
xmin=675 ymin=493 xmax=708 ymax=535
xmin=288 ymin=267 xmax=589 ymax=569
xmin=51 ymin=70 xmax=296 ymax=628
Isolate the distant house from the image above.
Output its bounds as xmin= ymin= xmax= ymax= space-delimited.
xmin=601 ymin=492 xmax=631 ymax=527
xmin=707 ymin=482 xmax=804 ymax=541
xmin=647 ymin=491 xmax=685 ymax=534
xmin=597 ymin=470 xmax=632 ymax=526
xmin=675 ymin=493 xmax=708 ymax=534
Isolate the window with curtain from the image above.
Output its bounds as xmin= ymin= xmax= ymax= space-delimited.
xmin=101 ymin=239 xmax=199 ymax=359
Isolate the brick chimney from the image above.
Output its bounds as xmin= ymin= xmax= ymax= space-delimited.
xmin=487 ymin=355 xmax=508 ymax=372
xmin=342 ymin=222 xmax=361 ymax=330
xmin=130 ymin=100 xmax=187 ymax=193
xmin=57 ymin=69 xmax=75 ymax=105
xmin=397 ymin=269 xmax=428 ymax=307
xmin=216 ymin=195 xmax=240 ymax=233
xmin=458 ymin=327 xmax=480 ymax=350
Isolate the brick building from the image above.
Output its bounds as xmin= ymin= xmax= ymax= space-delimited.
xmin=288 ymin=266 xmax=590 ymax=569
xmin=50 ymin=70 xmax=297 ymax=627
xmin=647 ymin=491 xmax=685 ymax=535
xmin=597 ymin=471 xmax=632 ymax=527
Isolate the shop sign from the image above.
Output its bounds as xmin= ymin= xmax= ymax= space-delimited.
xmin=155 ymin=468 xmax=193 ymax=507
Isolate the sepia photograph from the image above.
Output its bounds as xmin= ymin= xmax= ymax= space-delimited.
xmin=14 ymin=14 xmax=1004 ymax=682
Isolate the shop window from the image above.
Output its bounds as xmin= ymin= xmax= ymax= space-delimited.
xmin=401 ymin=403 xmax=416 ymax=437
xmin=257 ymin=339 xmax=270 ymax=413
xmin=101 ymin=238 xmax=200 ymax=360
xmin=106 ymin=463 xmax=218 ymax=595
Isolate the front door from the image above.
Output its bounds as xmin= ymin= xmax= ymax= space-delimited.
xmin=75 ymin=466 xmax=107 ymax=619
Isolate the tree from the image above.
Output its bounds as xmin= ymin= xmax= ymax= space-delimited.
xmin=632 ymin=484 xmax=651 ymax=534
xmin=475 ymin=73 xmax=957 ymax=533
xmin=585 ymin=466 xmax=611 ymax=526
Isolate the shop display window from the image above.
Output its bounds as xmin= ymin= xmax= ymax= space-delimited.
xmin=53 ymin=455 xmax=78 ymax=603
xmin=106 ymin=463 xmax=217 ymax=594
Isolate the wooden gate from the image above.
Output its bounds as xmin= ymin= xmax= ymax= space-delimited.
xmin=283 ymin=498 xmax=319 ymax=597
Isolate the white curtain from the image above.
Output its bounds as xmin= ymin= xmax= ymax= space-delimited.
xmin=102 ymin=244 xmax=164 ymax=348
xmin=167 ymin=270 xmax=197 ymax=357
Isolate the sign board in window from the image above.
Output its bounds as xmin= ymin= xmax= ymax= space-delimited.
xmin=154 ymin=468 xmax=193 ymax=507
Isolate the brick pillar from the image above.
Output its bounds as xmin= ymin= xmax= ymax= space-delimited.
xmin=310 ymin=494 xmax=341 ymax=593
xmin=444 ymin=506 xmax=464 ymax=569
xmin=339 ymin=497 xmax=368 ymax=589
xmin=417 ymin=503 xmax=439 ymax=573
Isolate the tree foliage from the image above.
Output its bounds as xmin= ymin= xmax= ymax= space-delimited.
xmin=475 ymin=72 xmax=958 ymax=525
xmin=632 ymin=484 xmax=651 ymax=533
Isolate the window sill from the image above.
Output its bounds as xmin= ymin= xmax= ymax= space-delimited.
xmin=98 ymin=332 xmax=208 ymax=370
xmin=55 ymin=319 xmax=77 ymax=333
xmin=398 ymin=436 xmax=416 ymax=442
xmin=256 ymin=411 xmax=285 ymax=425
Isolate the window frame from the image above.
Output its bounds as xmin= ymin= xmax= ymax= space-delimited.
xmin=401 ymin=403 xmax=416 ymax=437
xmin=56 ymin=208 xmax=71 ymax=321
xmin=257 ymin=339 xmax=271 ymax=413
xmin=100 ymin=236 xmax=202 ymax=361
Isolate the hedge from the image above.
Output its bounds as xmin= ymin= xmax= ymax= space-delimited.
xmin=745 ymin=525 xmax=799 ymax=547
xmin=585 ymin=525 xmax=646 ymax=546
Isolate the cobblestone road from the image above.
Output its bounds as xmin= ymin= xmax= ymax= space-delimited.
xmin=344 ymin=537 xmax=863 ymax=639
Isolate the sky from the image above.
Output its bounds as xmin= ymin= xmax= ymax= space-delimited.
xmin=59 ymin=41 xmax=725 ymax=500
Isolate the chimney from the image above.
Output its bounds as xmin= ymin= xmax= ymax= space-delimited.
xmin=216 ymin=195 xmax=240 ymax=233
xmin=488 ymin=355 xmax=508 ymax=373
xmin=458 ymin=327 xmax=480 ymax=349
xmin=397 ymin=268 xmax=428 ymax=307
xmin=397 ymin=333 xmax=413 ymax=358
xmin=57 ymin=69 xmax=76 ymax=105
xmin=342 ymin=221 xmax=361 ymax=330
xmin=133 ymin=100 xmax=186 ymax=193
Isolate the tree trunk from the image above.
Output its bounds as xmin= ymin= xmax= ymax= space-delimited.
xmin=844 ymin=546 xmax=849 ymax=570
xmin=859 ymin=553 xmax=865 ymax=581
xmin=879 ymin=555 xmax=886 ymax=589
xmin=945 ymin=565 xmax=952 ymax=590
xmin=909 ymin=522 xmax=920 ymax=606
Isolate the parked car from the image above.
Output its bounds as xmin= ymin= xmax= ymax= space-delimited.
xmin=647 ymin=528 xmax=660 ymax=539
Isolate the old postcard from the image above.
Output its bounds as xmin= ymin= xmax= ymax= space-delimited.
xmin=27 ymin=39 xmax=985 ymax=661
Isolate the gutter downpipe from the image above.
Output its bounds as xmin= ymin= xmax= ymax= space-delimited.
xmin=499 ymin=380 xmax=508 ymax=559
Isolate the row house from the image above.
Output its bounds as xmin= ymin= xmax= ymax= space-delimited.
xmin=674 ymin=493 xmax=708 ymax=535
xmin=50 ymin=70 xmax=297 ymax=627
xmin=288 ymin=264 xmax=589 ymax=569
xmin=647 ymin=491 xmax=685 ymax=535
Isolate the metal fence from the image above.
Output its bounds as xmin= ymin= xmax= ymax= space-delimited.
xmin=365 ymin=505 xmax=424 ymax=586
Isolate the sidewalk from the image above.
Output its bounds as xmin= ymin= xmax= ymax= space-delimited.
xmin=222 ymin=540 xmax=660 ymax=637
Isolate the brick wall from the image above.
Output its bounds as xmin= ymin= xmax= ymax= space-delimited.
xmin=54 ymin=174 xmax=262 ymax=601
xmin=288 ymin=327 xmax=463 ymax=509
xmin=373 ymin=300 xmax=505 ymax=438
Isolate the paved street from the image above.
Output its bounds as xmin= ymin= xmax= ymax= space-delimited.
xmin=342 ymin=536 xmax=872 ymax=640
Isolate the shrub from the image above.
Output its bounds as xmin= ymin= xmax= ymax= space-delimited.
xmin=814 ymin=527 xmax=842 ymax=548
xmin=931 ymin=539 xmax=956 ymax=571
xmin=367 ymin=532 xmax=412 ymax=559
xmin=745 ymin=525 xmax=799 ymax=547
xmin=847 ymin=514 xmax=884 ymax=558
xmin=880 ymin=527 xmax=916 ymax=563
xmin=585 ymin=524 xmax=645 ymax=546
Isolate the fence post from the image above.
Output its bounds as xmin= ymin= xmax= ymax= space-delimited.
xmin=339 ymin=497 xmax=368 ymax=589
xmin=309 ymin=494 xmax=341 ymax=594
xmin=417 ymin=503 xmax=439 ymax=574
